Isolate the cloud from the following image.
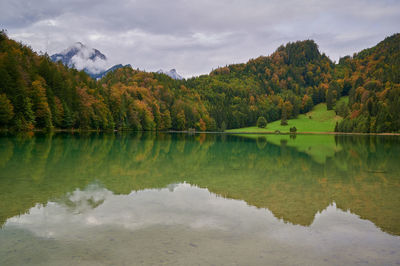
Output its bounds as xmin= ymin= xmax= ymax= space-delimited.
xmin=1 ymin=0 xmax=399 ymax=77
xmin=70 ymin=54 xmax=108 ymax=74
xmin=67 ymin=43 xmax=109 ymax=74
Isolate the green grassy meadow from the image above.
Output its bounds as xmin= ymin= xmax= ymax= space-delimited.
xmin=227 ymin=98 xmax=348 ymax=133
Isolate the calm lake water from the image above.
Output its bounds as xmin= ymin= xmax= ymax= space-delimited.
xmin=0 ymin=132 xmax=399 ymax=265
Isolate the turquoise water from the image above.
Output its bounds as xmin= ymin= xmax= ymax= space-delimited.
xmin=0 ymin=132 xmax=399 ymax=265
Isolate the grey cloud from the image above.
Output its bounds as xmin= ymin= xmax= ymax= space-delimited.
xmin=1 ymin=0 xmax=399 ymax=77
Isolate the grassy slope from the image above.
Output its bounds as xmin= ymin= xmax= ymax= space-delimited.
xmin=227 ymin=98 xmax=348 ymax=133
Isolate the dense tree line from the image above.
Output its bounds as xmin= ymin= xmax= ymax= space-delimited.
xmin=0 ymin=31 xmax=104 ymax=130
xmin=185 ymin=40 xmax=338 ymax=130
xmin=0 ymin=31 xmax=213 ymax=131
xmin=99 ymin=68 xmax=213 ymax=131
xmin=334 ymin=34 xmax=400 ymax=133
xmin=0 ymin=30 xmax=399 ymax=132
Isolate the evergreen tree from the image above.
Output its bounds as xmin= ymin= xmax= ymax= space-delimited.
xmin=220 ymin=121 xmax=226 ymax=132
xmin=256 ymin=116 xmax=267 ymax=128
xmin=326 ymin=89 xmax=334 ymax=110
xmin=0 ymin=94 xmax=14 ymax=125
xmin=281 ymin=107 xmax=288 ymax=126
xmin=176 ymin=110 xmax=186 ymax=130
xmin=162 ymin=110 xmax=172 ymax=130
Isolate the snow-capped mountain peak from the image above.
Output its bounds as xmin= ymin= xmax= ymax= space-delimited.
xmin=157 ymin=69 xmax=183 ymax=80
xmin=51 ymin=42 xmax=108 ymax=75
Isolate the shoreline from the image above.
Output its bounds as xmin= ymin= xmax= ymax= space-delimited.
xmin=225 ymin=131 xmax=400 ymax=136
xmin=1 ymin=129 xmax=400 ymax=136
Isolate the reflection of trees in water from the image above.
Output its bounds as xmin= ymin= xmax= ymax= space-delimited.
xmin=0 ymin=132 xmax=399 ymax=235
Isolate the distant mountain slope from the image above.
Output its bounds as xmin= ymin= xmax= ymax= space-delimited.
xmin=99 ymin=67 xmax=211 ymax=130
xmin=1 ymin=29 xmax=399 ymax=133
xmin=157 ymin=69 xmax=183 ymax=80
xmin=0 ymin=33 xmax=110 ymax=130
xmin=91 ymin=64 xmax=132 ymax=80
xmin=50 ymin=42 xmax=108 ymax=78
xmin=185 ymin=39 xmax=336 ymax=130
xmin=335 ymin=33 xmax=400 ymax=132
xmin=0 ymin=31 xmax=212 ymax=131
xmin=50 ymin=44 xmax=184 ymax=81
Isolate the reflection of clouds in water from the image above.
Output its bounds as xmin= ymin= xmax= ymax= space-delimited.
xmin=6 ymin=183 xmax=259 ymax=238
xmin=5 ymin=183 xmax=399 ymax=252
xmin=58 ymin=183 xmax=111 ymax=214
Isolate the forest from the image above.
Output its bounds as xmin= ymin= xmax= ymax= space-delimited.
xmin=0 ymin=30 xmax=399 ymax=133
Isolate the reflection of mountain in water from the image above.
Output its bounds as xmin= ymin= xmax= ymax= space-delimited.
xmin=0 ymin=133 xmax=399 ymax=235
xmin=57 ymin=183 xmax=109 ymax=214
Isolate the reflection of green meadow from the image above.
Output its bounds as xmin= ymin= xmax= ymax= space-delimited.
xmin=238 ymin=134 xmax=341 ymax=164
xmin=0 ymin=133 xmax=399 ymax=235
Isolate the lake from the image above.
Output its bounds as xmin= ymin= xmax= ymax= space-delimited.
xmin=0 ymin=132 xmax=399 ymax=265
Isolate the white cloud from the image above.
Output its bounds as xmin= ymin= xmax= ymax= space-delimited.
xmin=2 ymin=0 xmax=400 ymax=77
xmin=65 ymin=44 xmax=109 ymax=74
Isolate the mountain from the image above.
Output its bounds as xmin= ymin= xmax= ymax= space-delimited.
xmin=1 ymin=29 xmax=399 ymax=133
xmin=50 ymin=42 xmax=108 ymax=78
xmin=0 ymin=31 xmax=211 ymax=131
xmin=185 ymin=39 xmax=335 ymax=129
xmin=91 ymin=64 xmax=132 ymax=80
xmin=335 ymin=33 xmax=400 ymax=132
xmin=157 ymin=69 xmax=183 ymax=80
xmin=50 ymin=43 xmax=184 ymax=81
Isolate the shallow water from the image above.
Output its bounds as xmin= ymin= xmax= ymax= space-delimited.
xmin=0 ymin=132 xmax=399 ymax=265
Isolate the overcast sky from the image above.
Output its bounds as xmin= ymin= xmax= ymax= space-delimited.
xmin=1 ymin=0 xmax=399 ymax=77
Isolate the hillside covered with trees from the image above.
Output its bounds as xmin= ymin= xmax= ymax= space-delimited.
xmin=186 ymin=40 xmax=336 ymax=130
xmin=0 ymin=31 xmax=213 ymax=131
xmin=334 ymin=34 xmax=400 ymax=132
xmin=0 ymin=30 xmax=399 ymax=133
